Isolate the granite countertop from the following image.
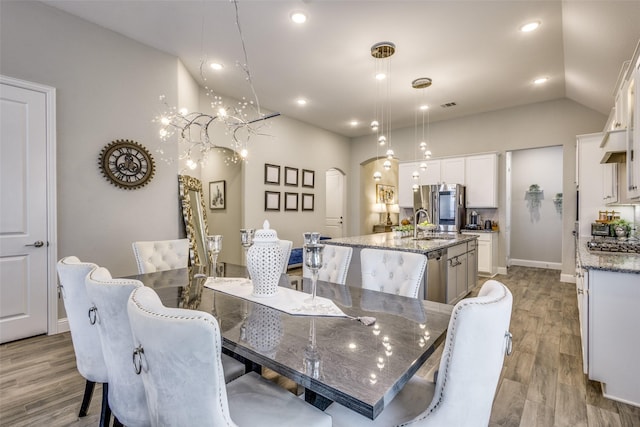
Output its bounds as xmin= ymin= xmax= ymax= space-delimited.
xmin=577 ymin=237 xmax=640 ymax=274
xmin=461 ymin=229 xmax=499 ymax=234
xmin=328 ymin=232 xmax=477 ymax=254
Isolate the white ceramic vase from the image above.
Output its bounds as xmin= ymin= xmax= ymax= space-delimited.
xmin=247 ymin=220 xmax=283 ymax=297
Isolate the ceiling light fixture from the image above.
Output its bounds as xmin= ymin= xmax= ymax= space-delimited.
xmin=296 ymin=98 xmax=307 ymax=106
xmin=210 ymin=62 xmax=224 ymax=70
xmin=290 ymin=11 xmax=307 ymax=24
xmin=533 ymin=77 xmax=549 ymax=85
xmin=520 ymin=21 xmax=541 ymax=32
xmin=350 ymin=120 xmax=359 ymax=127
xmin=412 ymin=77 xmax=433 ymax=175
xmin=155 ymin=0 xmax=280 ymax=169
xmin=371 ymin=41 xmax=395 ymax=181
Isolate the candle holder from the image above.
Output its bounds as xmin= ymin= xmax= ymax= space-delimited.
xmin=206 ymin=235 xmax=223 ymax=278
xmin=304 ymin=318 xmax=321 ymax=379
xmin=240 ymin=228 xmax=255 ymax=278
xmin=303 ymin=242 xmax=324 ymax=309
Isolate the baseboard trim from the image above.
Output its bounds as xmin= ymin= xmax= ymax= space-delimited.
xmin=497 ymin=267 xmax=508 ymax=275
xmin=510 ymin=259 xmax=562 ymax=270
xmin=56 ymin=318 xmax=69 ymax=334
xmin=560 ymin=273 xmax=576 ymax=283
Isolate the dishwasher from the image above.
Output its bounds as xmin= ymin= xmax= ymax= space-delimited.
xmin=424 ymin=248 xmax=447 ymax=303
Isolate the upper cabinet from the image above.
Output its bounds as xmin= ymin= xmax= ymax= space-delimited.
xmin=466 ymin=154 xmax=499 ymax=208
xmin=627 ymin=56 xmax=639 ymax=199
xmin=397 ymin=153 xmax=499 ymax=208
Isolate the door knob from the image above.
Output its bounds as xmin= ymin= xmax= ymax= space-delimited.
xmin=25 ymin=240 xmax=45 ymax=247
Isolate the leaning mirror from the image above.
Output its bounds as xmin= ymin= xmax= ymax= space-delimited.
xmin=178 ymin=175 xmax=210 ymax=266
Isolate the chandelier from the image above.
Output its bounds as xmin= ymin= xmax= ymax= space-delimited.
xmin=155 ymin=0 xmax=279 ymax=170
xmin=371 ymin=41 xmax=395 ymax=181
xmin=411 ymin=77 xmax=432 ymax=190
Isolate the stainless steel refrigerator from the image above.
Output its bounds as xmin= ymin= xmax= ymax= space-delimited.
xmin=414 ymin=184 xmax=466 ymax=232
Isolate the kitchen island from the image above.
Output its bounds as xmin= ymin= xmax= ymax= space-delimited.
xmin=328 ymin=232 xmax=478 ymax=304
xmin=575 ymin=236 xmax=640 ymax=407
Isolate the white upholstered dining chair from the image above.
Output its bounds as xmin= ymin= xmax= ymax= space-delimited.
xmin=278 ymin=239 xmax=293 ymax=273
xmin=85 ymin=267 xmax=151 ymax=427
xmin=127 ymin=286 xmax=332 ymax=427
xmin=56 ymin=257 xmax=111 ymax=427
xmin=325 ymin=279 xmax=513 ymax=426
xmin=132 ymin=239 xmax=189 ymax=274
xmin=303 ymin=244 xmax=353 ymax=285
xmin=360 ymin=248 xmax=427 ymax=298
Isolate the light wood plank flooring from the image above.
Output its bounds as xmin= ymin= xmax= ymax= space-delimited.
xmin=1 ymin=266 xmax=639 ymax=426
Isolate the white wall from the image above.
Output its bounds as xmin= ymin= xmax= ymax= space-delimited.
xmin=349 ymin=99 xmax=607 ymax=277
xmin=243 ymin=115 xmax=351 ymax=249
xmin=1 ymin=1 xmax=184 ymax=284
xmin=510 ymin=146 xmax=563 ymax=265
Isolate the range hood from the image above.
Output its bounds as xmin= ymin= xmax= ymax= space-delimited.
xmin=600 ymin=129 xmax=627 ymax=164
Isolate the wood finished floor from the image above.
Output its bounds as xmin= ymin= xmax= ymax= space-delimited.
xmin=1 ymin=266 xmax=639 ymax=426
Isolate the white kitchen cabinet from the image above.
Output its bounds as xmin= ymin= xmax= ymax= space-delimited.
xmin=420 ymin=160 xmax=442 ymax=185
xmin=583 ymin=268 xmax=640 ymax=405
xmin=465 ymin=154 xmax=498 ymax=208
xmin=441 ymin=157 xmax=465 ymax=185
xmin=446 ymin=242 xmax=468 ymax=304
xmin=601 ymin=162 xmax=618 ymax=204
xmin=627 ymin=59 xmax=639 ymax=199
xmin=575 ymin=262 xmax=589 ymax=374
xmin=461 ymin=231 xmax=497 ymax=277
xmin=466 ymin=240 xmax=477 ymax=291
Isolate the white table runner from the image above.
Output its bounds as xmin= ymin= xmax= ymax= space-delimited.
xmin=204 ymin=277 xmax=347 ymax=317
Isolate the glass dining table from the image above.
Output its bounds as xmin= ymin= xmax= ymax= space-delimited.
xmin=125 ymin=263 xmax=452 ymax=420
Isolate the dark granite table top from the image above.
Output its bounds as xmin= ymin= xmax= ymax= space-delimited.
xmin=328 ymin=231 xmax=477 ymax=254
xmin=577 ymin=237 xmax=640 ymax=274
xmin=128 ymin=264 xmax=452 ymax=420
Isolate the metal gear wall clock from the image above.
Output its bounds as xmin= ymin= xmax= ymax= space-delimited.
xmin=99 ymin=139 xmax=155 ymax=189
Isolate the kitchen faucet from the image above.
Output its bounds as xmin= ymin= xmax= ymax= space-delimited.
xmin=414 ymin=208 xmax=430 ymax=239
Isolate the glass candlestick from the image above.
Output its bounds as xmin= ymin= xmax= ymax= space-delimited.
xmin=240 ymin=228 xmax=255 ymax=278
xmin=303 ymin=242 xmax=324 ymax=309
xmin=206 ymin=235 xmax=223 ymax=278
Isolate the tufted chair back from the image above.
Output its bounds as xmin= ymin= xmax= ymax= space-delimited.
xmin=277 ymin=239 xmax=293 ymax=273
xmin=57 ymin=257 xmax=108 ymax=383
xmin=303 ymin=244 xmax=353 ymax=285
xmin=57 ymin=257 xmax=111 ymax=425
xmin=132 ymin=239 xmax=189 ymax=274
xmin=416 ymin=279 xmax=513 ymax=425
xmin=360 ymin=248 xmax=427 ymax=298
xmin=85 ymin=267 xmax=151 ymax=427
xmin=127 ymin=286 xmax=236 ymax=427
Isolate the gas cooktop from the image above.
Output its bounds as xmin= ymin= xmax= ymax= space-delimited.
xmin=587 ymin=238 xmax=640 ymax=254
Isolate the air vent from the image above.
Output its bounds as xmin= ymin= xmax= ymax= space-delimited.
xmin=440 ymin=102 xmax=457 ymax=108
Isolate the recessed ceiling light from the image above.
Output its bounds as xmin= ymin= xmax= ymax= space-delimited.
xmin=375 ymin=73 xmax=386 ymax=80
xmin=296 ymin=98 xmax=307 ymax=106
xmin=210 ymin=62 xmax=224 ymax=70
xmin=534 ymin=77 xmax=549 ymax=85
xmin=520 ymin=21 xmax=541 ymax=32
xmin=290 ymin=11 xmax=307 ymax=24
xmin=419 ymin=105 xmax=429 ymax=111
xmin=350 ymin=120 xmax=359 ymax=127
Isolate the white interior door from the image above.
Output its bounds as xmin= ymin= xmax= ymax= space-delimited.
xmin=325 ymin=169 xmax=345 ymax=238
xmin=0 ymin=79 xmax=53 ymax=343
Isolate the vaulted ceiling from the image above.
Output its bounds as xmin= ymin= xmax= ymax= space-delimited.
xmin=46 ymin=1 xmax=640 ymax=137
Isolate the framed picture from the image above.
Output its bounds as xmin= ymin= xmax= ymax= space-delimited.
xmin=265 ymin=191 xmax=280 ymax=211
xmin=209 ymin=180 xmax=226 ymax=209
xmin=302 ymin=169 xmax=315 ymax=188
xmin=376 ymin=184 xmax=396 ymax=204
xmin=285 ymin=192 xmax=298 ymax=211
xmin=302 ymin=193 xmax=314 ymax=211
xmin=264 ymin=164 xmax=280 ymax=185
xmin=285 ymin=167 xmax=299 ymax=186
